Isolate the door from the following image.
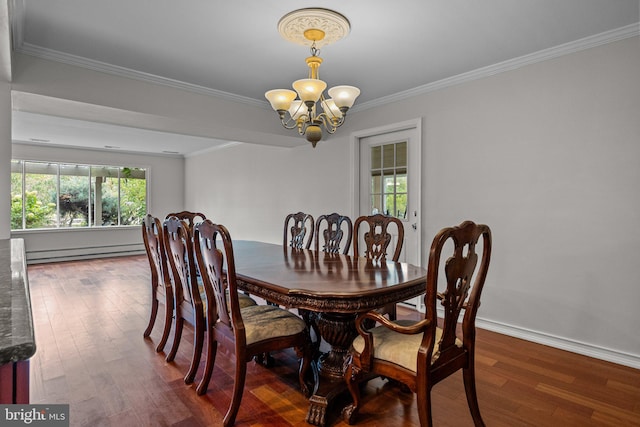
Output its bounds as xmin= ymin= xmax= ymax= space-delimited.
xmin=354 ymin=120 xmax=424 ymax=311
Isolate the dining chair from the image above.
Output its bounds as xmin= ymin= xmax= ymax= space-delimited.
xmin=284 ymin=212 xmax=315 ymax=249
xmin=142 ymin=214 xmax=173 ymax=352
xmin=342 ymin=220 xmax=492 ymax=427
xmin=163 ymin=216 xmax=207 ymax=385
xmin=314 ymin=212 xmax=353 ymax=255
xmin=165 ymin=210 xmax=207 ymax=229
xmin=166 ymin=211 xmax=207 ymax=274
xmin=193 ymin=220 xmax=314 ymax=426
xmin=353 ymin=213 xmax=405 ymax=320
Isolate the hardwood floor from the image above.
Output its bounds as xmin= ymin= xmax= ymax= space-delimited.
xmin=26 ymin=255 xmax=640 ymax=426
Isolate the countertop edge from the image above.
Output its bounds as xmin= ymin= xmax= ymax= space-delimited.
xmin=0 ymin=238 xmax=37 ymax=365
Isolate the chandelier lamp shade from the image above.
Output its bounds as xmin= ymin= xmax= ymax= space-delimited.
xmin=265 ymin=8 xmax=360 ymax=148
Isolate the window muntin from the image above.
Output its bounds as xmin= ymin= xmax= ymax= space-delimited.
xmin=10 ymin=160 xmax=147 ymax=230
xmin=370 ymin=141 xmax=408 ymax=219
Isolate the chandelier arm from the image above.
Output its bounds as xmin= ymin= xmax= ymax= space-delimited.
xmin=297 ymin=120 xmax=309 ymax=136
xmin=280 ymin=119 xmax=299 ymax=130
xmin=321 ymin=112 xmax=346 ymax=130
xmin=315 ymin=113 xmax=338 ymax=134
xmin=279 ymin=113 xmax=302 ymax=130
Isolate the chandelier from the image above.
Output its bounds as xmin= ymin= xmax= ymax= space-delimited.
xmin=265 ymin=8 xmax=360 ymax=148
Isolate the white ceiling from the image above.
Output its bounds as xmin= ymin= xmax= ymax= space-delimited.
xmin=8 ymin=0 xmax=640 ymax=155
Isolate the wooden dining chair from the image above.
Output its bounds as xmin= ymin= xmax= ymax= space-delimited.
xmin=353 ymin=213 xmax=405 ymax=320
xmin=284 ymin=212 xmax=315 ymax=249
xmin=162 ymin=216 xmax=206 ymax=384
xmin=142 ymin=214 xmax=173 ymax=352
xmin=166 ymin=210 xmax=207 ymax=229
xmin=314 ymin=212 xmax=353 ymax=255
xmin=193 ymin=220 xmax=314 ymax=426
xmin=342 ymin=220 xmax=492 ymax=427
xmin=166 ymin=210 xmax=207 ymax=273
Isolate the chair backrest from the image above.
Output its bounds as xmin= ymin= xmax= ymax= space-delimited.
xmin=314 ymin=213 xmax=353 ymax=255
xmin=194 ymin=220 xmax=243 ymax=340
xmin=353 ymin=214 xmax=404 ymax=262
xmin=283 ymin=212 xmax=315 ymax=249
xmin=425 ymin=220 xmax=492 ymax=365
xmin=166 ymin=211 xmax=207 ymax=230
xmin=163 ymin=216 xmax=201 ymax=311
xmin=142 ymin=214 xmax=170 ymax=289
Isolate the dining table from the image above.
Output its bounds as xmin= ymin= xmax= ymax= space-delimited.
xmin=230 ymin=240 xmax=427 ymax=427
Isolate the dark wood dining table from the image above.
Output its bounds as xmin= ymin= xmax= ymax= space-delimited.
xmin=231 ymin=240 xmax=427 ymax=426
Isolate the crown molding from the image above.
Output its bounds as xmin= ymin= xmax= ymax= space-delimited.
xmin=9 ymin=7 xmax=638 ymax=113
xmin=352 ymin=23 xmax=639 ymax=113
xmin=15 ymin=42 xmax=267 ymax=109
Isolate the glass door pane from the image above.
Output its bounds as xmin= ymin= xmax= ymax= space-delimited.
xmin=370 ymin=141 xmax=408 ymax=219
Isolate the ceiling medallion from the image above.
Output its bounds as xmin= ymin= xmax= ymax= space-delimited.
xmin=277 ymin=8 xmax=351 ymax=48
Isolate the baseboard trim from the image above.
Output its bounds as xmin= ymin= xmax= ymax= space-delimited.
xmin=475 ymin=317 xmax=640 ymax=370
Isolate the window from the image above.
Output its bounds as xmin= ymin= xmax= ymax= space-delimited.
xmin=11 ymin=160 xmax=147 ymax=230
xmin=370 ymin=141 xmax=407 ymax=219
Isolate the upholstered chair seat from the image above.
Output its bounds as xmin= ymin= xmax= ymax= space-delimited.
xmin=351 ymin=320 xmax=462 ymax=372
xmin=239 ymin=304 xmax=308 ymax=345
xmin=236 ymin=292 xmax=258 ymax=309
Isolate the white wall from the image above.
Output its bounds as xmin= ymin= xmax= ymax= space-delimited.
xmin=11 ymin=143 xmax=185 ymax=262
xmin=185 ymin=140 xmax=354 ymax=244
xmin=185 ymin=37 xmax=640 ymax=366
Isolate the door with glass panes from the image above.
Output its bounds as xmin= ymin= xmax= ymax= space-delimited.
xmin=358 ymin=125 xmax=423 ymax=311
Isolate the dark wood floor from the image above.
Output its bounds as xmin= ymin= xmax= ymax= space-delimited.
xmin=26 ymin=255 xmax=640 ymax=426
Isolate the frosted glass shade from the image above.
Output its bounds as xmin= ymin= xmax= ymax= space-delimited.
xmin=265 ymin=89 xmax=297 ymax=111
xmin=327 ymin=85 xmax=360 ymax=109
xmin=321 ymin=99 xmax=342 ymax=119
xmin=288 ymin=100 xmax=306 ymax=120
xmin=292 ymin=79 xmax=327 ymax=103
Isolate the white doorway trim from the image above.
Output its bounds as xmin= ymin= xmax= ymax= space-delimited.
xmin=349 ymin=118 xmax=422 ymax=223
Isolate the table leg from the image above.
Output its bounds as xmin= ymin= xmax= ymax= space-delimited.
xmin=305 ymin=312 xmax=358 ymax=426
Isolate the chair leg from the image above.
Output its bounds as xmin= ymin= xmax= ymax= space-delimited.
xmin=416 ymin=381 xmax=433 ymax=427
xmin=223 ymin=359 xmax=247 ymax=427
xmin=297 ymin=342 xmax=316 ymax=397
xmin=342 ymin=364 xmax=362 ymax=425
xmin=143 ymin=293 xmax=158 ymax=338
xmin=300 ymin=310 xmax=321 ymax=356
xmin=196 ymin=335 xmax=218 ymax=395
xmin=387 ymin=303 xmax=397 ymax=321
xmin=166 ymin=316 xmax=183 ymax=362
xmin=185 ymin=310 xmax=205 ymax=384
xmin=463 ymin=364 xmax=485 ymax=427
xmin=155 ymin=292 xmax=173 ymax=352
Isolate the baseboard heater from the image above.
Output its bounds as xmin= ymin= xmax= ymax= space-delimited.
xmin=26 ymin=243 xmax=145 ymax=264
